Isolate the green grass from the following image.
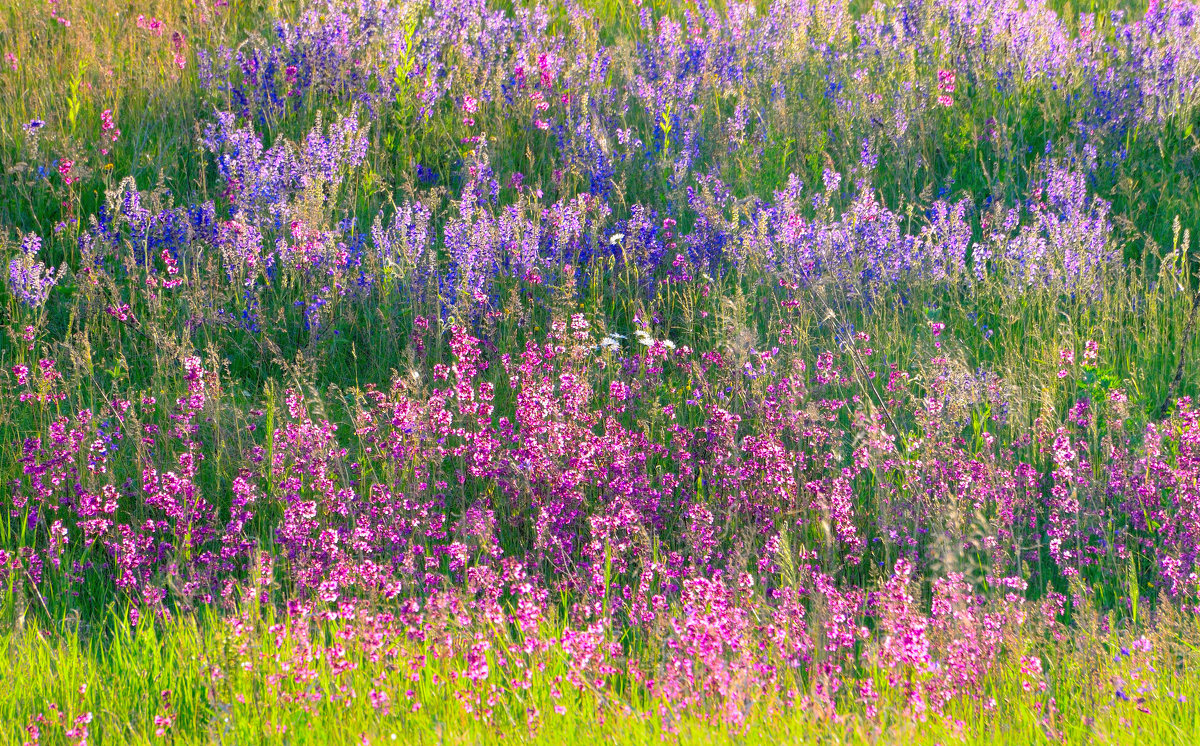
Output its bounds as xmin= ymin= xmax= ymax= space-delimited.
xmin=4 ymin=598 xmax=1200 ymax=745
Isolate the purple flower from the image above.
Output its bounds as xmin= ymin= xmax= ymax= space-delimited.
xmin=8 ymin=233 xmax=56 ymax=309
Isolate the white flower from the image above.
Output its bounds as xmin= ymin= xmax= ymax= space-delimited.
xmin=609 ymin=233 xmax=625 ymax=245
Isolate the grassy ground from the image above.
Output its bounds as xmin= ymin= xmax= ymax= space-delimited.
xmin=5 ymin=600 xmax=1200 ymax=745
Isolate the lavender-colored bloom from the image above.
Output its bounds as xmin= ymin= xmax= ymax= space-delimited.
xmin=200 ymin=109 xmax=368 ymax=221
xmin=371 ymin=198 xmax=434 ymax=285
xmin=8 ymin=233 xmax=57 ymax=309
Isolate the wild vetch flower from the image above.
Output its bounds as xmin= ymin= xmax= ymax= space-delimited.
xmin=1020 ymin=656 xmax=1047 ymax=692
xmin=137 ymin=15 xmax=164 ymax=36
xmin=7 ymin=233 xmax=57 ymax=309
xmin=58 ymin=159 xmax=75 ymax=186
xmin=937 ymin=69 xmax=956 ymax=93
xmin=860 ymin=138 xmax=878 ymax=171
xmin=100 ymin=109 xmax=120 ymax=142
xmin=822 ymin=168 xmax=842 ymax=193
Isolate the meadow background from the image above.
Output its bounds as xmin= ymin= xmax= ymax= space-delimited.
xmin=2 ymin=0 xmax=1200 ymax=742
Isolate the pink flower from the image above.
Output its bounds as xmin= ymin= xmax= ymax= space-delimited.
xmin=100 ymin=109 xmax=120 ymax=142
xmin=58 ymin=160 xmax=75 ymax=185
xmin=937 ymin=69 xmax=956 ymax=93
xmin=153 ymin=714 xmax=174 ymax=737
xmin=137 ymin=15 xmax=165 ymax=36
xmin=1020 ymin=656 xmax=1047 ymax=692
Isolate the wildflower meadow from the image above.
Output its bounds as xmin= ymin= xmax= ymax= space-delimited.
xmin=3 ymin=0 xmax=1200 ymax=742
